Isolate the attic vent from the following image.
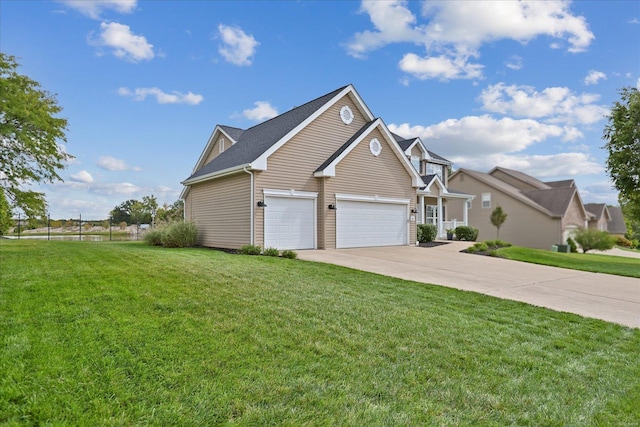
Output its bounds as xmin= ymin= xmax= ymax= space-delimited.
xmin=370 ymin=138 xmax=382 ymax=156
xmin=340 ymin=106 xmax=354 ymax=125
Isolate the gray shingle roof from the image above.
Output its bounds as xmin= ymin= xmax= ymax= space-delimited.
xmin=607 ymin=206 xmax=627 ymax=234
xmin=427 ymin=150 xmax=451 ymax=164
xmin=218 ymin=125 xmax=244 ymax=141
xmin=490 ymin=167 xmax=549 ymax=190
xmin=584 ymin=203 xmax=608 ymax=220
xmin=545 ymin=179 xmax=575 ymax=188
xmin=522 ymin=187 xmax=577 ymax=216
xmin=186 ymin=85 xmax=348 ymax=181
xmin=419 ymin=174 xmax=437 ymax=190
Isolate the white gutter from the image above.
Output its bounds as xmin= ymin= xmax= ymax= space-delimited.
xmin=243 ymin=167 xmax=254 ymax=245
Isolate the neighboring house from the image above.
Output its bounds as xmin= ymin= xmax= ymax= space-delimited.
xmin=607 ymin=205 xmax=628 ymax=235
xmin=448 ymin=167 xmax=592 ymax=249
xmin=584 ymin=203 xmax=611 ymax=231
xmin=181 ymin=84 xmax=471 ymax=250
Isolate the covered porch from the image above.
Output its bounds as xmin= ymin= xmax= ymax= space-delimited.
xmin=417 ymin=177 xmax=474 ymax=239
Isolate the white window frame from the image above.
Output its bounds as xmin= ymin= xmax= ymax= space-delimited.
xmin=411 ymin=155 xmax=420 ymax=172
xmin=426 ymin=163 xmax=444 ymax=181
xmin=482 ymin=193 xmax=491 ymax=209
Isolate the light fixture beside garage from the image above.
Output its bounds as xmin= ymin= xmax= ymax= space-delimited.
xmin=257 ymin=201 xmax=267 ymax=207
xmin=328 ymin=204 xmax=337 ymax=210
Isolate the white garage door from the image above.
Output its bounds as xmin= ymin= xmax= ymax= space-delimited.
xmin=264 ymin=196 xmax=315 ymax=250
xmin=336 ymin=200 xmax=408 ymax=248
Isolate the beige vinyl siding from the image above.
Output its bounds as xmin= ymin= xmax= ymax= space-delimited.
xmin=184 ymin=190 xmax=192 ymax=221
xmin=323 ymin=127 xmax=417 ymax=249
xmin=253 ymin=94 xmax=368 ymax=247
xmin=190 ymin=173 xmax=250 ymax=249
xmin=449 ymin=172 xmax=561 ymax=249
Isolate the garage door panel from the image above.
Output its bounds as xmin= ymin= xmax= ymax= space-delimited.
xmin=337 ymin=200 xmax=407 ymax=248
xmin=264 ymin=196 xmax=315 ymax=250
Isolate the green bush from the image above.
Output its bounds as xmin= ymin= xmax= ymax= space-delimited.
xmin=484 ymin=239 xmax=511 ymax=248
xmin=455 ymin=226 xmax=478 ymax=241
xmin=240 ymin=244 xmax=263 ymax=255
xmin=566 ymin=237 xmax=578 ymax=253
xmin=144 ymin=229 xmax=165 ymax=246
xmin=417 ymin=224 xmax=437 ymax=243
xmin=263 ymin=247 xmax=280 ymax=257
xmin=574 ymin=228 xmax=615 ymax=253
xmin=281 ymin=250 xmax=297 ymax=259
xmin=162 ymin=222 xmax=198 ymax=248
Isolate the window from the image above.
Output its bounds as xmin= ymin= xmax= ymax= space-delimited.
xmin=426 ymin=205 xmax=437 ymax=225
xmin=482 ymin=193 xmax=491 ymax=209
xmin=340 ymin=106 xmax=354 ymax=124
xmin=467 ymin=200 xmax=472 ymax=210
xmin=369 ymin=138 xmax=382 ymax=156
xmin=411 ymin=156 xmax=420 ymax=172
xmin=426 ymin=162 xmax=444 ymax=180
xmin=219 ymin=138 xmax=225 ymax=153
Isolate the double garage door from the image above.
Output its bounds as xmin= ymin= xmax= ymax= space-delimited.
xmin=336 ymin=200 xmax=408 ymax=248
xmin=264 ymin=195 xmax=408 ymax=250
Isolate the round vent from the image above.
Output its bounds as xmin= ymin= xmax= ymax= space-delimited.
xmin=369 ymin=138 xmax=382 ymax=156
xmin=340 ymin=106 xmax=354 ymax=124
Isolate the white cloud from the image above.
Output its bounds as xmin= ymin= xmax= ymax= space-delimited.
xmin=584 ymin=70 xmax=606 ymax=85
xmin=505 ymin=55 xmax=523 ymax=70
xmin=217 ymin=24 xmax=259 ymax=66
xmin=390 ymin=115 xmax=566 ymax=158
xmin=118 ymin=87 xmax=203 ymax=105
xmin=478 ymin=83 xmax=608 ymax=125
xmin=581 ymin=181 xmax=619 ymax=204
xmin=243 ymin=101 xmax=278 ymax=121
xmin=70 ymin=170 xmax=94 ymax=183
xmin=91 ymin=22 xmax=154 ymax=62
xmin=346 ymin=0 xmax=594 ymax=80
xmin=398 ymin=53 xmax=483 ymax=81
xmin=58 ymin=0 xmax=136 ymax=19
xmin=97 ymin=156 xmax=141 ymax=172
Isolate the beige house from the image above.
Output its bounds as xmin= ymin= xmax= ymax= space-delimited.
xmin=585 ymin=203 xmax=612 ymax=232
xmin=181 ymin=84 xmax=471 ymax=250
xmin=448 ymin=167 xmax=592 ymax=249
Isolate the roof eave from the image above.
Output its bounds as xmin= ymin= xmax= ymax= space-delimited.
xmin=182 ymin=163 xmax=251 ymax=186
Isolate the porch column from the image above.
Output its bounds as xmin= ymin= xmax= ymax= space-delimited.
xmin=463 ymin=198 xmax=469 ymax=226
xmin=419 ymin=195 xmax=425 ymax=224
xmin=437 ymin=196 xmax=443 ymax=238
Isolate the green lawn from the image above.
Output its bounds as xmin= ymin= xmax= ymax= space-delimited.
xmin=1 ymin=241 xmax=639 ymax=425
xmin=498 ymin=246 xmax=640 ymax=278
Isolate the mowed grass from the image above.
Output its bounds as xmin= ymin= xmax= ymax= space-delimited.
xmin=1 ymin=241 xmax=639 ymax=426
xmin=498 ymin=246 xmax=640 ymax=278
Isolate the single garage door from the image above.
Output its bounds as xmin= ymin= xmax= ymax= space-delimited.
xmin=264 ymin=196 xmax=315 ymax=250
xmin=336 ymin=200 xmax=408 ymax=248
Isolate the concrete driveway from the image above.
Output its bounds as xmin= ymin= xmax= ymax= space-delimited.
xmin=297 ymin=242 xmax=640 ymax=328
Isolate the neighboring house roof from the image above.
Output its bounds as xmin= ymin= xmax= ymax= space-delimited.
xmin=607 ymin=206 xmax=627 ymax=234
xmin=545 ymin=179 xmax=575 ymax=188
xmin=522 ymin=187 xmax=578 ymax=217
xmin=452 ymin=168 xmax=585 ymax=218
xmin=489 ymin=166 xmax=550 ymax=190
xmin=584 ymin=203 xmax=611 ymax=221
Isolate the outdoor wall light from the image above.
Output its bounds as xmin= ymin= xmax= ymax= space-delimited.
xmin=411 ymin=208 xmax=418 ymax=214
xmin=257 ymin=201 xmax=267 ymax=207
xmin=328 ymin=204 xmax=337 ymax=210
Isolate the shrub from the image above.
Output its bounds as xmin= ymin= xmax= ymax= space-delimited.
xmin=566 ymin=237 xmax=578 ymax=253
xmin=240 ymin=244 xmax=262 ymax=255
xmin=455 ymin=226 xmax=478 ymax=241
xmin=281 ymin=250 xmax=297 ymax=259
xmin=162 ymin=222 xmax=198 ymax=248
xmin=573 ymin=228 xmax=615 ymax=253
xmin=484 ymin=239 xmax=511 ymax=248
xmin=615 ymin=235 xmax=633 ymax=247
xmin=417 ymin=224 xmax=437 ymax=243
xmin=263 ymin=247 xmax=280 ymax=257
xmin=144 ymin=229 xmax=165 ymax=246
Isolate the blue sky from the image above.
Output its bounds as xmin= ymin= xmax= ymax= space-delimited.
xmin=2 ymin=0 xmax=638 ymax=219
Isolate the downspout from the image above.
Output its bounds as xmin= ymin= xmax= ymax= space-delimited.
xmin=243 ymin=167 xmax=254 ymax=245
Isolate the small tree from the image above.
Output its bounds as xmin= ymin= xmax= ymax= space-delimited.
xmin=573 ymin=228 xmax=615 ymax=253
xmin=490 ymin=206 xmax=507 ymax=239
